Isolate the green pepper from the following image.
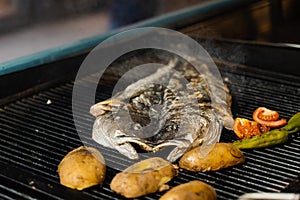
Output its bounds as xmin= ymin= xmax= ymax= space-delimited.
xmin=281 ymin=112 xmax=300 ymax=133
xmin=233 ymin=112 xmax=300 ymax=149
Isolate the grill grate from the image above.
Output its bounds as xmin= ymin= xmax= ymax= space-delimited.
xmin=1 ymin=60 xmax=300 ymax=200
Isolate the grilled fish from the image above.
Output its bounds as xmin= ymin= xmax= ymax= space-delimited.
xmin=90 ymin=60 xmax=233 ymax=162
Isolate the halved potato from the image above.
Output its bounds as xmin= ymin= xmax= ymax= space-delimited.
xmin=57 ymin=146 xmax=106 ymax=190
xmin=110 ymin=157 xmax=178 ymax=198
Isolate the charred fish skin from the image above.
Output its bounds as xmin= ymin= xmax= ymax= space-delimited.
xmin=91 ymin=60 xmax=233 ymax=162
xmin=91 ymin=61 xmax=179 ymax=159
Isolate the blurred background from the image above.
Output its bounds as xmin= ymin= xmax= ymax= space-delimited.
xmin=0 ymin=0 xmax=209 ymax=63
xmin=0 ymin=0 xmax=300 ymax=63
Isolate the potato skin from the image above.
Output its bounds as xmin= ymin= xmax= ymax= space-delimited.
xmin=159 ymin=180 xmax=217 ymax=200
xmin=179 ymin=143 xmax=245 ymax=172
xmin=57 ymin=146 xmax=106 ymax=190
xmin=110 ymin=157 xmax=177 ymax=198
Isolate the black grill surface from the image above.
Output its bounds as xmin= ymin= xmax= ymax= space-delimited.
xmin=1 ymin=55 xmax=300 ymax=200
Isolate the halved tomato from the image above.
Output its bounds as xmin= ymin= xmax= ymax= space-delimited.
xmin=233 ymin=118 xmax=270 ymax=139
xmin=253 ymin=107 xmax=287 ymax=128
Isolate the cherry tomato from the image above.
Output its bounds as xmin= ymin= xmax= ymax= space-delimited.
xmin=253 ymin=107 xmax=287 ymax=128
xmin=233 ymin=118 xmax=270 ymax=139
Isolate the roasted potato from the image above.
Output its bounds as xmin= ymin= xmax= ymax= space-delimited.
xmin=110 ymin=157 xmax=178 ymax=198
xmin=57 ymin=146 xmax=106 ymax=190
xmin=159 ymin=180 xmax=217 ymax=200
xmin=179 ymin=142 xmax=245 ymax=172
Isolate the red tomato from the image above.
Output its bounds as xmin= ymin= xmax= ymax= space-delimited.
xmin=233 ymin=118 xmax=270 ymax=139
xmin=253 ymin=107 xmax=287 ymax=128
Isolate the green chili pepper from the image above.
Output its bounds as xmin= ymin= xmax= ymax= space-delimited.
xmin=281 ymin=112 xmax=300 ymax=133
xmin=233 ymin=112 xmax=300 ymax=149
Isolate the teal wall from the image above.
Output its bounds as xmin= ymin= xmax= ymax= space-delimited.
xmin=0 ymin=0 xmax=249 ymax=76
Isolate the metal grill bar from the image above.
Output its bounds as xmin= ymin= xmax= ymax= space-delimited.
xmin=0 ymin=61 xmax=300 ymax=199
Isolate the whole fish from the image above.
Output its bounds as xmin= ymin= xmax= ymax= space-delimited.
xmin=90 ymin=60 xmax=233 ymax=162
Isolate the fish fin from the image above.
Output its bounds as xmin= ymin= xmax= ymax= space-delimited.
xmin=154 ymin=139 xmax=190 ymax=162
xmin=115 ymin=143 xmax=139 ymax=160
xmin=115 ymin=134 xmax=154 ymax=152
xmin=90 ymin=100 xmax=125 ymax=117
xmin=167 ymin=146 xmax=189 ymax=162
